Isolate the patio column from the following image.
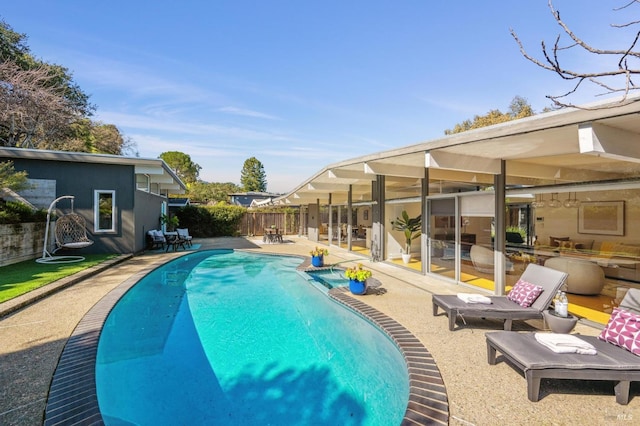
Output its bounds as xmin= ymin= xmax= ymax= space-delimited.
xmin=298 ymin=205 xmax=304 ymax=237
xmin=308 ymin=202 xmax=319 ymax=242
xmin=328 ymin=194 xmax=333 ymax=247
xmin=421 ymin=167 xmax=429 ymax=275
xmin=347 ymin=185 xmax=353 ymax=250
xmin=371 ymin=175 xmax=385 ymax=262
xmin=337 ymin=205 xmax=342 ymax=246
xmin=494 ymin=160 xmax=507 ymax=295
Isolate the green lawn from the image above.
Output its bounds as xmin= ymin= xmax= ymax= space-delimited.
xmin=0 ymin=254 xmax=118 ymax=303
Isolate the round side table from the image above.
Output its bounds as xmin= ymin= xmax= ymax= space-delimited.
xmin=543 ymin=309 xmax=578 ymax=333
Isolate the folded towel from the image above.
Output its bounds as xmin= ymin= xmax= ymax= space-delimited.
xmin=535 ymin=333 xmax=594 ymax=349
xmin=535 ymin=333 xmax=597 ymax=355
xmin=457 ymin=293 xmax=492 ymax=304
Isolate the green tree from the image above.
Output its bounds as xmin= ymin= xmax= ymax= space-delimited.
xmin=187 ymin=181 xmax=241 ymax=204
xmin=240 ymin=157 xmax=267 ymax=192
xmin=159 ymin=151 xmax=201 ymax=184
xmin=444 ymin=96 xmax=535 ymax=135
xmin=0 ymin=19 xmax=31 ymax=68
xmin=0 ymin=160 xmax=28 ymax=190
xmin=63 ymin=119 xmax=136 ymax=155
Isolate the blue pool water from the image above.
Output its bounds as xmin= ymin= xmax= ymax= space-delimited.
xmin=305 ymin=268 xmax=350 ymax=290
xmin=96 ymin=250 xmax=409 ymax=425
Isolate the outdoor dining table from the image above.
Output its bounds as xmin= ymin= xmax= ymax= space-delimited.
xmin=263 ymin=228 xmax=283 ymax=243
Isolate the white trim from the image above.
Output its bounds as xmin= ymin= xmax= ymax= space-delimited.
xmin=94 ymin=190 xmax=116 ymax=233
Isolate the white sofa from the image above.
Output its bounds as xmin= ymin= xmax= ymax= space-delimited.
xmin=535 ymin=238 xmax=640 ymax=284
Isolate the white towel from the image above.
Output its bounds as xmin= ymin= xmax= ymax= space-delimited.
xmin=457 ymin=293 xmax=492 ymax=304
xmin=534 ymin=333 xmax=597 ymax=355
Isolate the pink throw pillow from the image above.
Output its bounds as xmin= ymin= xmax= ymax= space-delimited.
xmin=507 ymin=279 xmax=543 ymax=308
xmin=598 ymin=307 xmax=640 ymax=356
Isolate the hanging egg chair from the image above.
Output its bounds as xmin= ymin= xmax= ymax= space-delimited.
xmin=36 ymin=195 xmax=94 ymax=264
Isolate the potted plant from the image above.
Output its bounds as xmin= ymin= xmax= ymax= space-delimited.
xmin=310 ymin=247 xmax=329 ymax=267
xmin=160 ymin=213 xmax=179 ymax=232
xmin=344 ymin=264 xmax=372 ymax=295
xmin=391 ymin=210 xmax=422 ymax=264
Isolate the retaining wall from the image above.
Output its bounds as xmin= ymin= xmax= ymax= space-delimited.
xmin=0 ymin=222 xmax=45 ymax=267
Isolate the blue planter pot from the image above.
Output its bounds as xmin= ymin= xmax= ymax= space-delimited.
xmin=349 ymin=279 xmax=367 ymax=295
xmin=311 ymin=256 xmax=324 ymax=267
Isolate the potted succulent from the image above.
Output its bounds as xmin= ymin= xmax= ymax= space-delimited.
xmin=344 ymin=264 xmax=372 ymax=295
xmin=310 ymin=247 xmax=329 ymax=267
xmin=391 ymin=210 xmax=422 ymax=264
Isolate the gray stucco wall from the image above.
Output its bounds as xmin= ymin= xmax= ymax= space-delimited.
xmin=134 ymin=190 xmax=165 ymax=252
xmin=5 ymin=158 xmax=136 ymax=254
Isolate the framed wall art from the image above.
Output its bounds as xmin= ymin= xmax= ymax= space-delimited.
xmin=578 ymin=201 xmax=624 ymax=236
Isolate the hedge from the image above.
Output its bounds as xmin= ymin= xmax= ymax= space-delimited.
xmin=175 ymin=204 xmax=246 ymax=237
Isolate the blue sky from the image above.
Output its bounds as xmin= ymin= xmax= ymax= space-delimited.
xmin=2 ymin=1 xmax=633 ymax=192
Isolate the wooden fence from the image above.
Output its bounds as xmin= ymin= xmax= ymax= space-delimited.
xmin=238 ymin=212 xmax=300 ymax=236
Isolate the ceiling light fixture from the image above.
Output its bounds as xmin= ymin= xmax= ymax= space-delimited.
xmin=548 ymin=193 xmax=562 ymax=208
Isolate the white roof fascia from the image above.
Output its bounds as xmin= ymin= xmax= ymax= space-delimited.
xmin=328 ymin=169 xmax=376 ymax=180
xmin=425 ymin=151 xmax=502 ymax=174
xmin=363 ymin=161 xmax=425 ymax=178
xmin=148 ymin=175 xmax=175 ymax=184
xmin=135 ymin=165 xmax=165 ymax=175
xmin=579 ymin=122 xmax=640 ymax=163
xmin=307 ymin=182 xmax=351 ymax=191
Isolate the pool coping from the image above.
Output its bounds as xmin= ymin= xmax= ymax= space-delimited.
xmin=43 ymin=254 xmax=448 ymax=425
xmin=43 ymin=262 xmax=156 ymax=425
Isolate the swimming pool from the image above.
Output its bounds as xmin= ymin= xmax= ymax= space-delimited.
xmin=96 ymin=250 xmax=409 ymax=425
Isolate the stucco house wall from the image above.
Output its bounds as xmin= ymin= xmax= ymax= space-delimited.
xmin=7 ymin=158 xmax=135 ymax=254
xmin=135 ymin=190 xmax=166 ymax=251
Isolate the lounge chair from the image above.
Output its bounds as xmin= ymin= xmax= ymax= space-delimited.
xmin=147 ymin=230 xmax=166 ymax=250
xmin=432 ymin=263 xmax=568 ymax=331
xmin=485 ymin=289 xmax=640 ymax=404
xmin=176 ymin=228 xmax=193 ymax=247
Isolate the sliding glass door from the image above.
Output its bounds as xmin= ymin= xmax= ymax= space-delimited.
xmin=428 ymin=198 xmax=456 ymax=280
xmin=427 ymin=193 xmax=496 ymax=290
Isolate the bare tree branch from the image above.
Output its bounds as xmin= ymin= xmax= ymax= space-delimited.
xmin=511 ymin=0 xmax=640 ymax=108
xmin=0 ymin=60 xmax=80 ymax=147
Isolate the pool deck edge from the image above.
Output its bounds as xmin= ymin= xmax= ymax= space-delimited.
xmin=42 ymin=260 xmax=161 ymax=426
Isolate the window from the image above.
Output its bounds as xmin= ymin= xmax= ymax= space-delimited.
xmin=94 ymin=190 xmax=116 ymax=232
xmin=136 ymin=174 xmax=150 ymax=192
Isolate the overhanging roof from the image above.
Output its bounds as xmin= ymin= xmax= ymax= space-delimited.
xmin=0 ymin=147 xmax=186 ymax=194
xmin=276 ymin=94 xmax=640 ymax=205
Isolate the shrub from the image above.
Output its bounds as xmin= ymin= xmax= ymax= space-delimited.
xmin=176 ymin=204 xmax=245 ymax=237
xmin=0 ymin=199 xmax=47 ymax=224
xmin=506 ymin=226 xmax=526 ymax=240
